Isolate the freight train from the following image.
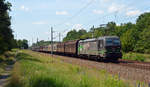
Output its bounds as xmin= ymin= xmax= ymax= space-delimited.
xmin=32 ymin=36 xmax=122 ymax=60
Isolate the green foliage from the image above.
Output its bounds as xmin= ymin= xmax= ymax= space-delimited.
xmin=63 ymin=29 xmax=87 ymax=41
xmin=0 ymin=0 xmax=15 ymax=54
xmin=8 ymin=50 xmax=129 ymax=87
xmin=123 ymin=53 xmax=145 ymax=62
xmin=133 ymin=13 xmax=150 ymax=53
xmin=0 ymin=51 xmax=16 ymax=63
xmin=63 ymin=12 xmax=150 ymax=54
xmin=16 ymin=39 xmax=29 ymax=49
xmin=0 ymin=55 xmax=5 ymax=62
xmin=120 ymin=28 xmax=136 ymax=52
xmin=4 ymin=51 xmax=16 ymax=58
xmin=32 ymin=40 xmax=58 ymax=47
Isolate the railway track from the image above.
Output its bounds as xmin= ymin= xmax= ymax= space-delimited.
xmin=118 ymin=59 xmax=150 ymax=71
xmin=41 ymin=51 xmax=150 ymax=71
xmin=38 ymin=52 xmax=150 ymax=83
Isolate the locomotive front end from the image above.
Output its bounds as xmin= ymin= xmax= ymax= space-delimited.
xmin=104 ymin=37 xmax=122 ymax=59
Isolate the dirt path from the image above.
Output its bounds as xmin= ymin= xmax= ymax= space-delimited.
xmin=0 ymin=65 xmax=13 ymax=87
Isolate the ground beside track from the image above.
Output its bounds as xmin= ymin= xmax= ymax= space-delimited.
xmin=7 ymin=50 xmax=132 ymax=87
xmin=39 ymin=52 xmax=150 ymax=84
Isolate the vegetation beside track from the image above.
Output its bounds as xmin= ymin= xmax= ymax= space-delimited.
xmin=8 ymin=50 xmax=130 ymax=87
xmin=0 ymin=50 xmax=16 ymax=76
xmin=123 ymin=52 xmax=150 ymax=62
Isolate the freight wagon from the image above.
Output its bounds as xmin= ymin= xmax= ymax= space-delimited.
xmin=32 ymin=36 xmax=122 ymax=60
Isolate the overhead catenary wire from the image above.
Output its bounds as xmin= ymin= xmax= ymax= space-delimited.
xmin=51 ymin=0 xmax=95 ymax=41
xmin=53 ymin=1 xmax=150 ymax=42
xmin=53 ymin=0 xmax=94 ymax=27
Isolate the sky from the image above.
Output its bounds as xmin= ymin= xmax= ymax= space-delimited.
xmin=8 ymin=0 xmax=150 ymax=45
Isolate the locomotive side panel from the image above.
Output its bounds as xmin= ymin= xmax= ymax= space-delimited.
xmin=78 ymin=39 xmax=99 ymax=56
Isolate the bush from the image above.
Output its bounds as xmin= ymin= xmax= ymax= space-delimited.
xmin=4 ymin=51 xmax=16 ymax=58
xmin=123 ymin=53 xmax=145 ymax=62
xmin=5 ymin=57 xmax=15 ymax=65
xmin=0 ymin=55 xmax=5 ymax=62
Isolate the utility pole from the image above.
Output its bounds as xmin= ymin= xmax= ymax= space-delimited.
xmin=15 ymin=34 xmax=17 ymax=40
xmin=91 ymin=25 xmax=94 ymax=38
xmin=28 ymin=40 xmax=30 ymax=49
xmin=32 ymin=38 xmax=33 ymax=46
xmin=114 ymin=11 xmax=118 ymax=23
xmin=37 ymin=38 xmax=38 ymax=46
xmin=37 ymin=38 xmax=38 ymax=43
xmin=59 ymin=33 xmax=61 ymax=42
xmin=51 ymin=27 xmax=53 ymax=56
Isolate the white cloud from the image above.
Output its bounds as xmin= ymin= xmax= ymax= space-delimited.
xmin=108 ymin=3 xmax=125 ymax=13
xmin=100 ymin=0 xmax=111 ymax=3
xmin=93 ymin=9 xmax=104 ymax=14
xmin=20 ymin=5 xmax=29 ymax=11
xmin=45 ymin=32 xmax=49 ymax=35
xmin=32 ymin=21 xmax=47 ymax=25
xmin=56 ymin=11 xmax=68 ymax=15
xmin=65 ymin=22 xmax=71 ymax=26
xmin=72 ymin=24 xmax=83 ymax=31
xmin=126 ymin=10 xmax=141 ymax=16
xmin=143 ymin=10 xmax=150 ymax=13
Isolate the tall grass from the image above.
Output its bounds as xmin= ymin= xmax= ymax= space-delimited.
xmin=122 ymin=52 xmax=150 ymax=62
xmin=0 ymin=51 xmax=16 ymax=75
xmin=8 ymin=50 xmax=130 ymax=87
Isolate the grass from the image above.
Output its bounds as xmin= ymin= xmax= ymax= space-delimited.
xmin=0 ymin=51 xmax=16 ymax=75
xmin=8 ymin=50 xmax=130 ymax=87
xmin=123 ymin=52 xmax=150 ymax=62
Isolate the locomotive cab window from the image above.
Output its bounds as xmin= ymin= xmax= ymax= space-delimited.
xmin=106 ymin=38 xmax=120 ymax=46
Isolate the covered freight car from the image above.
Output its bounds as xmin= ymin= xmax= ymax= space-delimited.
xmin=64 ymin=40 xmax=79 ymax=56
xmin=57 ymin=42 xmax=65 ymax=54
xmin=42 ymin=44 xmax=58 ymax=53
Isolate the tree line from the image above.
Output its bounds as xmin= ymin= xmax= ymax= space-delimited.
xmin=0 ymin=0 xmax=28 ymax=54
xmin=63 ymin=12 xmax=150 ymax=53
xmin=0 ymin=0 xmax=14 ymax=54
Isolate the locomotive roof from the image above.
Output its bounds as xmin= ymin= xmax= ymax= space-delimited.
xmin=98 ymin=36 xmax=119 ymax=39
xmin=79 ymin=36 xmax=119 ymax=42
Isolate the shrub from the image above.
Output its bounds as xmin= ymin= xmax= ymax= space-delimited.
xmin=123 ymin=53 xmax=145 ymax=62
xmin=0 ymin=55 xmax=5 ymax=62
xmin=4 ymin=51 xmax=16 ymax=58
xmin=5 ymin=57 xmax=15 ymax=65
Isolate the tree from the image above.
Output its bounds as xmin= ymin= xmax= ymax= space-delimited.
xmin=62 ymin=12 xmax=150 ymax=53
xmin=134 ymin=12 xmax=150 ymax=53
xmin=106 ymin=22 xmax=116 ymax=36
xmin=120 ymin=28 xmax=137 ymax=52
xmin=63 ymin=29 xmax=87 ymax=41
xmin=16 ymin=39 xmax=28 ymax=49
xmin=0 ymin=0 xmax=14 ymax=54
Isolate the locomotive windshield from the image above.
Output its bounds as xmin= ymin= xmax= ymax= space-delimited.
xmin=106 ymin=38 xmax=121 ymax=46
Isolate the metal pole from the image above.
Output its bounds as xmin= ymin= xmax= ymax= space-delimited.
xmin=59 ymin=33 xmax=61 ymax=42
xmin=51 ymin=27 xmax=53 ymax=56
xmin=32 ymin=38 xmax=33 ymax=46
xmin=92 ymin=25 xmax=94 ymax=38
xmin=16 ymin=34 xmax=17 ymax=40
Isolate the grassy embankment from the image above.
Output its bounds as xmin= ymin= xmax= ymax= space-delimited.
xmin=0 ymin=50 xmax=16 ymax=75
xmin=123 ymin=52 xmax=150 ymax=62
xmin=7 ymin=50 xmax=130 ymax=87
